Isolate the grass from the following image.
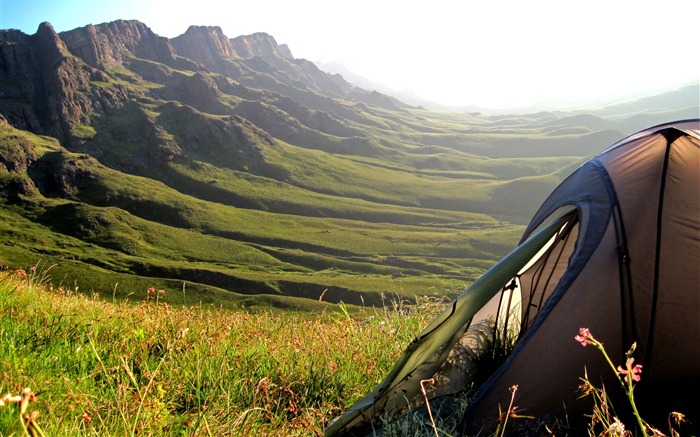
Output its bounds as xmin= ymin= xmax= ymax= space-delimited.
xmin=3 ymin=267 xmax=690 ymax=437
xmin=0 ymin=266 xmax=445 ymax=436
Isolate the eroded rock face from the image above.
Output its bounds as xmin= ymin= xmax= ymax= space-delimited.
xmin=0 ymin=23 xmax=131 ymax=144
xmin=230 ymin=32 xmax=292 ymax=60
xmin=181 ymin=73 xmax=226 ymax=115
xmin=60 ymin=20 xmax=176 ymax=68
xmin=171 ymin=25 xmax=242 ymax=76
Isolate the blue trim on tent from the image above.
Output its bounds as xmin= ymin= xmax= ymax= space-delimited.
xmin=463 ymin=160 xmax=619 ymax=416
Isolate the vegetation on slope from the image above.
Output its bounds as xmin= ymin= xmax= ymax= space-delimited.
xmin=0 ymin=266 xmax=440 ymax=435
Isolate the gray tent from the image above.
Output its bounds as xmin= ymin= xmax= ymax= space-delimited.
xmin=325 ymin=120 xmax=700 ymax=436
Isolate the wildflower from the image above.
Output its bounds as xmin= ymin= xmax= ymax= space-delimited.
xmin=670 ymin=411 xmax=686 ymax=426
xmin=82 ymin=412 xmax=91 ymax=422
xmin=158 ymin=289 xmax=165 ymax=294
xmin=294 ymin=338 xmax=302 ymax=348
xmin=21 ymin=388 xmax=35 ymax=404
xmin=330 ymin=362 xmax=338 ymax=371
xmin=579 ymin=378 xmax=596 ymax=397
xmin=18 ymin=388 xmax=35 ymax=416
xmin=617 ymin=357 xmax=642 ymax=383
xmin=575 ymin=327 xmax=592 ymax=347
xmin=30 ymin=266 xmax=36 ymax=273
xmin=148 ymin=287 xmax=155 ymax=294
xmin=607 ymin=417 xmax=626 ymax=436
xmin=163 ymin=303 xmax=169 ymax=311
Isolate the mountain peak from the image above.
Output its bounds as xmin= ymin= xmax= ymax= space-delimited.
xmin=171 ymin=25 xmax=239 ymax=73
xmin=60 ymin=19 xmax=175 ymax=68
xmin=230 ymin=32 xmax=292 ymax=60
xmin=33 ymin=21 xmax=69 ymax=58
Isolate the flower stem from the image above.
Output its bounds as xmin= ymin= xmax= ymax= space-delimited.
xmin=592 ymin=342 xmax=648 ymax=436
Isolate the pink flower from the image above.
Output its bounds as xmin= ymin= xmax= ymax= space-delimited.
xmin=158 ymin=289 xmax=165 ymax=294
xmin=294 ymin=338 xmax=302 ymax=348
xmin=148 ymin=287 xmax=155 ymax=294
xmin=617 ymin=357 xmax=642 ymax=382
xmin=575 ymin=327 xmax=592 ymax=347
xmin=82 ymin=411 xmax=91 ymax=422
xmin=330 ymin=362 xmax=338 ymax=371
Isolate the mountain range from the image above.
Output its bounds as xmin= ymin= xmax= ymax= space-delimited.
xmin=0 ymin=19 xmax=697 ymax=311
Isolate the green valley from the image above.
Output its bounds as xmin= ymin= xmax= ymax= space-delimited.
xmin=0 ymin=20 xmax=696 ymax=311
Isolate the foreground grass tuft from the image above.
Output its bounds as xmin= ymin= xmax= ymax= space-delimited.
xmin=0 ymin=267 xmax=441 ymax=436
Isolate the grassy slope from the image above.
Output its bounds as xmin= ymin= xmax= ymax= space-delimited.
xmin=0 ymin=268 xmax=441 ymax=436
xmin=2 ymin=104 xmax=541 ymax=309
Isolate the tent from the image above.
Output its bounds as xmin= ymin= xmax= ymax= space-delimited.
xmin=325 ymin=119 xmax=700 ymax=436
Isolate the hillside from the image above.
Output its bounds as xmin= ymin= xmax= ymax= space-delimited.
xmin=0 ymin=20 xmax=696 ymax=310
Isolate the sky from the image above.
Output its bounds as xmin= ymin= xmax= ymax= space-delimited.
xmin=1 ymin=0 xmax=698 ymax=109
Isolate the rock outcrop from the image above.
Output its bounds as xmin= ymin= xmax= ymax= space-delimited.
xmin=230 ymin=32 xmax=292 ymax=60
xmin=171 ymin=26 xmax=244 ymax=77
xmin=181 ymin=72 xmax=226 ymax=115
xmin=0 ymin=22 xmax=131 ymax=144
xmin=60 ymin=20 xmax=176 ymax=68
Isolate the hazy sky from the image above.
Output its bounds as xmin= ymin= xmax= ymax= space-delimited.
xmin=2 ymin=0 xmax=698 ymax=108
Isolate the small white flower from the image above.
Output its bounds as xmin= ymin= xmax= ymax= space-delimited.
xmin=607 ymin=418 xmax=626 ymax=436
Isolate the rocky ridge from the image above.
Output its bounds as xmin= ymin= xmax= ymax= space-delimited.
xmin=0 ymin=19 xmax=407 ymax=155
xmin=60 ymin=20 xmax=176 ymax=68
xmin=0 ymin=22 xmax=131 ymax=143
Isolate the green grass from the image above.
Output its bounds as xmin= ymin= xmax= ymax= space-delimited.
xmin=1 ymin=125 xmax=527 ymax=311
xmin=0 ymin=266 xmax=441 ymax=436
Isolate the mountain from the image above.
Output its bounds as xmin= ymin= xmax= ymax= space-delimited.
xmin=0 ymin=20 xmax=695 ymax=311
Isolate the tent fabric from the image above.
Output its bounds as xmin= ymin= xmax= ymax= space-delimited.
xmin=325 ymin=120 xmax=700 ymax=436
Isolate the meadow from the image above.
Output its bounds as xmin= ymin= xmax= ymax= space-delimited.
xmin=0 ymin=265 xmax=442 ymax=436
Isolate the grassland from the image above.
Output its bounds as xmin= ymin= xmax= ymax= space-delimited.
xmin=0 ymin=265 xmax=441 ymax=435
xmin=0 ymin=108 xmax=551 ymax=311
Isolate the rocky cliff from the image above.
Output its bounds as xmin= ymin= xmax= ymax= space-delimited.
xmin=0 ymin=22 xmax=130 ymax=144
xmin=230 ymin=32 xmax=292 ymax=60
xmin=60 ymin=20 xmax=176 ymax=68
xmin=170 ymin=25 xmax=242 ymax=76
xmin=0 ymin=19 xmax=409 ymax=152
